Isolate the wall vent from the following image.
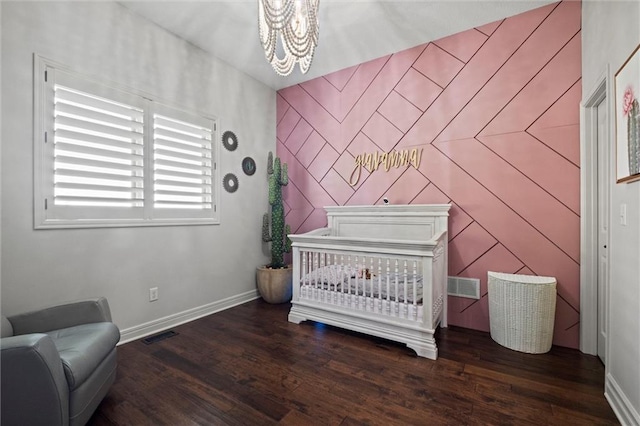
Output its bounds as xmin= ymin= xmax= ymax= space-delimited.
xmin=447 ymin=276 xmax=480 ymax=299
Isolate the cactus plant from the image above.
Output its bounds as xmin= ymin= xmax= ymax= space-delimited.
xmin=262 ymin=152 xmax=291 ymax=269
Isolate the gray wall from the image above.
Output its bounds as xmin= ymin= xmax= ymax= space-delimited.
xmin=583 ymin=1 xmax=640 ymax=423
xmin=1 ymin=1 xmax=275 ymax=338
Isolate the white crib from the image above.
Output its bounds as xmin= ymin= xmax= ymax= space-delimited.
xmin=288 ymin=204 xmax=450 ymax=359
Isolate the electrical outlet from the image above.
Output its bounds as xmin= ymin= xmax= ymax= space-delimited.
xmin=149 ymin=287 xmax=159 ymax=302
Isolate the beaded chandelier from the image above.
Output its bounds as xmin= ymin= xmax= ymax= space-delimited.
xmin=258 ymin=0 xmax=320 ymax=76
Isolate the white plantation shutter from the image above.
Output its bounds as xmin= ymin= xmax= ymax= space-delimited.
xmin=34 ymin=57 xmax=219 ymax=229
xmin=153 ymin=111 xmax=214 ymax=214
xmin=53 ymin=85 xmax=145 ymax=208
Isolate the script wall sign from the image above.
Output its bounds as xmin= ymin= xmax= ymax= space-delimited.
xmin=349 ymin=148 xmax=423 ymax=186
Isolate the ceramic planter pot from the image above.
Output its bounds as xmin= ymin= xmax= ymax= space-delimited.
xmin=256 ymin=265 xmax=292 ymax=304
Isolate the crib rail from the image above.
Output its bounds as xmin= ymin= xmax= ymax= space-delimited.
xmin=298 ymin=250 xmax=424 ymax=321
xmin=290 ymin=230 xmax=447 ymax=327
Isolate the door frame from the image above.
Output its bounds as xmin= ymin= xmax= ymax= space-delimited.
xmin=580 ymin=65 xmax=613 ymax=356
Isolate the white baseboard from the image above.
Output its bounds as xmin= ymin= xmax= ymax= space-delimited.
xmin=118 ymin=290 xmax=260 ymax=345
xmin=605 ymin=373 xmax=640 ymax=426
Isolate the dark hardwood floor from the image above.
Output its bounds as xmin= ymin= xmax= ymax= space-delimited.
xmin=90 ymin=299 xmax=618 ymax=425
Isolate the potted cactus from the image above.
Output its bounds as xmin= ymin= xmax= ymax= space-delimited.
xmin=256 ymin=152 xmax=293 ymax=304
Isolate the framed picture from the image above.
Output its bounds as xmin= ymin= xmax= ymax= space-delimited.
xmin=615 ymin=43 xmax=640 ymax=183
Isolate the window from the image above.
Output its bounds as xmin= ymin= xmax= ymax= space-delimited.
xmin=152 ymin=108 xmax=214 ymax=215
xmin=34 ymin=56 xmax=219 ymax=228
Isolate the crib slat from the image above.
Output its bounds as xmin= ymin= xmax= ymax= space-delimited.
xmin=331 ymin=254 xmax=335 ymax=296
xmin=311 ymin=251 xmax=316 ymax=298
xmin=363 ymin=257 xmax=373 ymax=297
xmin=341 ymin=255 xmax=345 ymax=295
xmin=386 ymin=259 xmax=390 ymax=316
xmin=321 ymin=252 xmax=325 ymax=302
xmin=348 ymin=255 xmax=351 ymax=296
xmin=299 ymin=250 xmax=303 ymax=298
xmin=394 ymin=260 xmax=399 ymax=317
xmin=301 ymin=251 xmax=306 ymax=284
xmin=309 ymin=251 xmax=313 ymax=298
xmin=394 ymin=259 xmax=399 ymax=302
xmin=403 ymin=260 xmax=408 ymax=319
xmin=365 ymin=257 xmax=369 ymax=311
xmin=355 ymin=255 xmax=359 ymax=299
xmin=314 ymin=252 xmax=318 ymax=292
xmin=413 ymin=260 xmax=418 ymax=320
xmin=321 ymin=251 xmax=324 ymax=300
xmin=377 ymin=258 xmax=382 ymax=314
xmin=363 ymin=256 xmax=367 ymax=311
xmin=356 ymin=256 xmax=360 ymax=310
xmin=348 ymin=255 xmax=353 ymax=297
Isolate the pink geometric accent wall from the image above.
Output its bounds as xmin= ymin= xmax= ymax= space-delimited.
xmin=277 ymin=1 xmax=582 ymax=348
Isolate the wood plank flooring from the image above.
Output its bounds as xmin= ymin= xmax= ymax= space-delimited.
xmin=89 ymin=299 xmax=619 ymax=425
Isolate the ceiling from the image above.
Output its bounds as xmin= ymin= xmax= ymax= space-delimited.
xmin=120 ymin=0 xmax=556 ymax=91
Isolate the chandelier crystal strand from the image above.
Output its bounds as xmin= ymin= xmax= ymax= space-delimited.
xmin=258 ymin=0 xmax=319 ymax=76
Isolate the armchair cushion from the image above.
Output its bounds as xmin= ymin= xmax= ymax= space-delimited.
xmin=47 ymin=322 xmax=120 ymax=390
xmin=9 ymin=298 xmax=112 ymax=335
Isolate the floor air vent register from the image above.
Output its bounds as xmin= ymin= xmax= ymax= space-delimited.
xmin=141 ymin=330 xmax=178 ymax=345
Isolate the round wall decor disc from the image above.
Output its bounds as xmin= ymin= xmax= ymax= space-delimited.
xmin=223 ymin=173 xmax=239 ymax=193
xmin=222 ymin=131 xmax=238 ymax=151
xmin=242 ymin=157 xmax=256 ymax=176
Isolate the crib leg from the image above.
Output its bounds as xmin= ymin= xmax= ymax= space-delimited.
xmin=288 ymin=311 xmax=306 ymax=324
xmin=407 ymin=342 xmax=438 ymax=360
xmin=406 ymin=331 xmax=439 ymax=360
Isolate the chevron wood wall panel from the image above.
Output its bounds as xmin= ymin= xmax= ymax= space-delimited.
xmin=276 ymin=1 xmax=581 ymax=348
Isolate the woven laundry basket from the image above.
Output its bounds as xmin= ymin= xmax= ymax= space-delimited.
xmin=488 ymin=272 xmax=557 ymax=354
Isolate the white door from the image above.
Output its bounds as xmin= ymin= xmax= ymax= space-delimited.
xmin=596 ymin=99 xmax=609 ymax=364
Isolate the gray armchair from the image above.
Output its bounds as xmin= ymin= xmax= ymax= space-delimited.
xmin=1 ymin=297 xmax=120 ymax=426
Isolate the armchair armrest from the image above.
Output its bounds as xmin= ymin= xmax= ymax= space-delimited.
xmin=1 ymin=334 xmax=69 ymax=426
xmin=8 ymin=297 xmax=112 ymax=335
